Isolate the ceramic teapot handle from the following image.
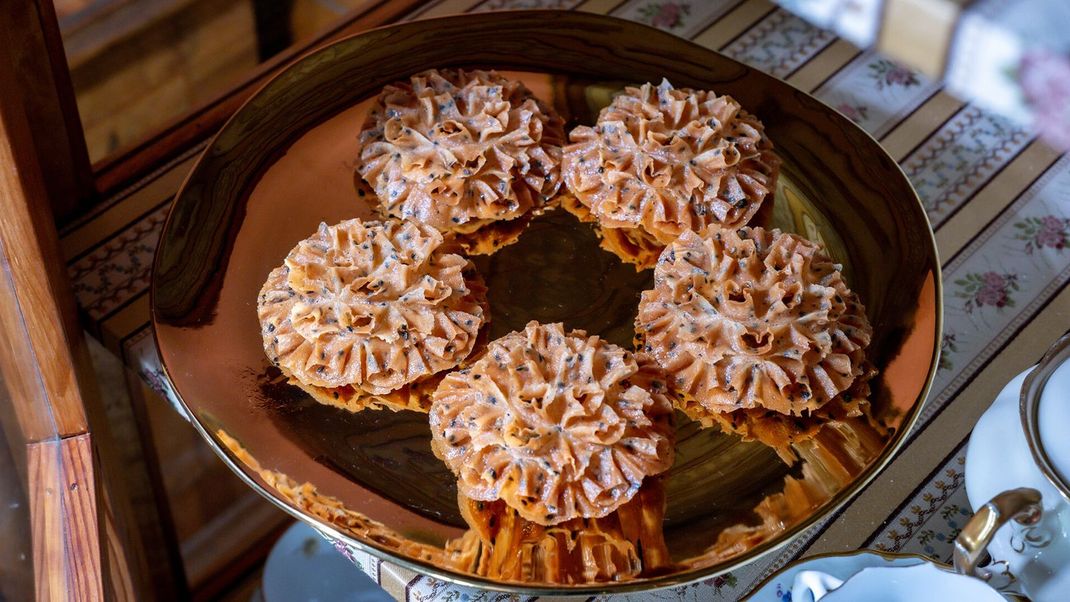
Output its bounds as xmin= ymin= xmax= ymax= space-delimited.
xmin=953 ymin=488 xmax=1042 ymax=577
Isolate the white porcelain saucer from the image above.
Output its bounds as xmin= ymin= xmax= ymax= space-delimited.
xmin=746 ymin=551 xmax=925 ymax=601
xmin=262 ymin=521 xmax=392 ymax=602
xmin=745 ymin=549 xmax=1013 ymax=601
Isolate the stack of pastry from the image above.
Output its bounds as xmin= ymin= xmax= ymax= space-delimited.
xmin=561 ymin=80 xmax=780 ymax=270
xmin=430 ymin=321 xmax=676 ymax=581
xmin=635 ymin=226 xmax=875 ymax=456
xmin=257 ymin=218 xmax=488 ymax=412
xmin=445 ymin=480 xmax=671 ymax=583
xmin=356 ymin=68 xmax=564 ymax=255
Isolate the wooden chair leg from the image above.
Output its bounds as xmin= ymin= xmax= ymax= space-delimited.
xmin=27 ymin=434 xmax=104 ymax=600
xmin=0 ymin=21 xmax=152 ymax=600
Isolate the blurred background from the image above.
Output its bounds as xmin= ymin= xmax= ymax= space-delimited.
xmin=55 ymin=0 xmax=364 ymax=162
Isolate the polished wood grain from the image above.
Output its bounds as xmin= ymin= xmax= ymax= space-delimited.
xmin=0 ymin=19 xmax=91 ymax=441
xmin=28 ymin=434 xmax=103 ymax=601
xmin=0 ymin=1 xmax=96 ymax=221
xmin=152 ymin=11 xmax=940 ymax=594
xmin=0 ymin=27 xmax=163 ymax=601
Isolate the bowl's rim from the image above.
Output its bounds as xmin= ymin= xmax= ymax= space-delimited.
xmin=1021 ymin=333 xmax=1070 ymax=501
xmin=743 ymin=548 xmax=1028 ymax=601
xmin=742 ymin=548 xmax=938 ymax=600
xmin=150 ymin=9 xmax=943 ymax=595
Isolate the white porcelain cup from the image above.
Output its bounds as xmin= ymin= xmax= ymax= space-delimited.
xmin=963 ymin=333 xmax=1070 ymax=602
xmin=791 ymin=563 xmax=1006 ymax=601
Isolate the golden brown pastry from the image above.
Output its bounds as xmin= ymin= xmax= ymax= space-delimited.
xmin=445 ymin=479 xmax=671 ymax=583
xmin=257 ymin=218 xmax=487 ymax=399
xmin=450 ymin=206 xmax=539 ymax=256
xmin=560 ymin=193 xmax=664 ymax=270
xmin=286 ymin=308 xmax=492 ymax=414
xmin=699 ymin=374 xmax=876 ymax=464
xmin=562 ymin=80 xmax=779 ymax=269
xmin=217 ymin=429 xmax=445 ymax=565
xmin=429 ymin=321 xmax=675 ymax=525
xmin=684 ymin=415 xmax=887 ymax=566
xmin=636 ymin=227 xmax=872 ymax=417
xmin=356 ymin=69 xmax=563 ymax=246
xmin=287 ymin=373 xmax=442 ymax=414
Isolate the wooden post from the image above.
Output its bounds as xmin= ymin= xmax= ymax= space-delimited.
xmin=0 ymin=0 xmax=97 ymax=223
xmin=27 ymin=435 xmax=102 ymax=601
xmin=0 ymin=17 xmax=145 ymax=601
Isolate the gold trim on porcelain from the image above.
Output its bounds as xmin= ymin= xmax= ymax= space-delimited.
xmin=745 ymin=548 xmax=1029 ymax=601
xmin=743 ymin=548 xmax=931 ymax=600
xmin=1020 ymin=333 xmax=1070 ymax=501
xmin=953 ymin=488 xmax=1042 ymax=577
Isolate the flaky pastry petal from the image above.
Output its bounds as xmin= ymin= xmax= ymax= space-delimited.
xmin=430 ymin=322 xmax=674 ymax=525
xmin=357 ymin=69 xmax=564 ymax=234
xmin=258 ymin=218 xmax=486 ymax=394
xmin=637 ymin=227 xmax=871 ymax=416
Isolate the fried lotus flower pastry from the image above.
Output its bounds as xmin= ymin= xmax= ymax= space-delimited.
xmin=429 ymin=321 xmax=675 ymax=525
xmin=356 ymin=69 xmax=564 ymax=239
xmin=704 ymin=374 xmax=876 ymax=465
xmin=562 ymin=80 xmax=779 ymax=269
xmin=445 ymin=480 xmax=671 ymax=583
xmin=258 ymin=218 xmax=486 ymax=396
xmin=286 ymin=371 xmax=442 ymax=414
xmin=284 ymin=301 xmax=491 ymax=414
xmin=636 ymin=227 xmax=872 ymax=417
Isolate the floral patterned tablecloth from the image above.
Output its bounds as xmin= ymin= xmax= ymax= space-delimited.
xmin=57 ymin=0 xmax=1070 ymax=599
xmin=777 ymin=0 xmax=1070 ymax=151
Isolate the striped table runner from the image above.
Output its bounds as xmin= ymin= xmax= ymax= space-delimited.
xmin=59 ymin=0 xmax=1070 ymax=598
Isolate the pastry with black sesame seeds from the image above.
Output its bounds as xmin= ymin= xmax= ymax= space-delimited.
xmin=429 ymin=321 xmax=675 ymax=525
xmin=257 ymin=217 xmax=488 ymax=412
xmin=562 ymin=79 xmax=780 ymax=270
xmin=635 ymin=227 xmax=872 ymax=418
xmin=355 ymin=69 xmax=564 ymax=254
